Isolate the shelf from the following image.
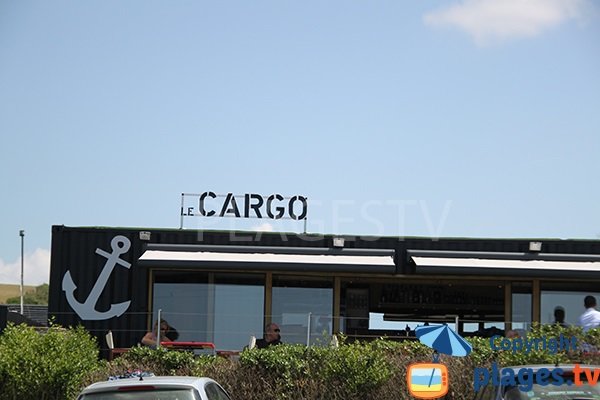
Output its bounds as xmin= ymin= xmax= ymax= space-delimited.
xmin=377 ymin=302 xmax=502 ymax=312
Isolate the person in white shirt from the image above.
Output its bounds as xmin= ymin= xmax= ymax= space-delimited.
xmin=578 ymin=295 xmax=600 ymax=332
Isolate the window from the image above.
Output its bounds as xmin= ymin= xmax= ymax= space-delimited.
xmin=511 ymin=282 xmax=532 ymax=331
xmin=272 ymin=276 xmax=333 ymax=345
xmin=204 ymin=383 xmax=231 ymax=400
xmin=152 ymin=272 xmax=264 ymax=351
xmin=80 ymin=389 xmax=196 ymax=400
xmin=474 ymin=380 xmax=497 ymax=400
xmin=541 ymin=282 xmax=600 ymax=327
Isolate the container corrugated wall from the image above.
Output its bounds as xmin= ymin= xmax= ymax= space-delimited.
xmin=49 ymin=225 xmax=600 ymax=357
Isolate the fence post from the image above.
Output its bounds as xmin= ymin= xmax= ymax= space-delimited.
xmin=157 ymin=309 xmax=162 ymax=348
xmin=306 ymin=312 xmax=312 ymax=346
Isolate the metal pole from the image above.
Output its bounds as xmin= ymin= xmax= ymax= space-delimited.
xmin=19 ymin=230 xmax=24 ymax=315
xmin=306 ymin=312 xmax=312 ymax=346
xmin=180 ymin=194 xmax=184 ymax=229
xmin=157 ymin=309 xmax=162 ymax=348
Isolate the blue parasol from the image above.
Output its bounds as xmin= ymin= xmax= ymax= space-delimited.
xmin=415 ymin=324 xmax=472 ymax=357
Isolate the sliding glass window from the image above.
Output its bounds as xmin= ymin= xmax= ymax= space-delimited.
xmin=511 ymin=281 xmax=532 ymax=331
xmin=540 ymin=282 xmax=600 ymax=327
xmin=272 ymin=275 xmax=333 ymax=345
xmin=151 ymin=271 xmax=264 ymax=351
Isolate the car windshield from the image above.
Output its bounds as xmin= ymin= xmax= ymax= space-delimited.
xmin=505 ymin=384 xmax=600 ymax=399
xmin=503 ymin=372 xmax=600 ymax=400
xmin=80 ymin=388 xmax=197 ymax=400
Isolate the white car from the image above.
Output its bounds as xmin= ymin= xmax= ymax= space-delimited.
xmin=76 ymin=376 xmax=232 ymax=400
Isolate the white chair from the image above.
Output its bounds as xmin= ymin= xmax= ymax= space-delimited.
xmin=105 ymin=330 xmax=130 ymax=361
xmin=248 ymin=335 xmax=256 ymax=350
xmin=105 ymin=330 xmax=114 ymax=350
xmin=330 ymin=334 xmax=339 ymax=348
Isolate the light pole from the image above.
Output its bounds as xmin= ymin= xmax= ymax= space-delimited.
xmin=19 ymin=230 xmax=24 ymax=315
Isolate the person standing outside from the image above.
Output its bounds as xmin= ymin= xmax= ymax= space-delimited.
xmin=256 ymin=323 xmax=282 ymax=349
xmin=578 ymin=296 xmax=600 ymax=332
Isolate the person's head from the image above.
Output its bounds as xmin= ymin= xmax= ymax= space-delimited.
xmin=265 ymin=323 xmax=280 ymax=343
xmin=165 ymin=326 xmax=179 ymax=341
xmin=153 ymin=319 xmax=169 ymax=335
xmin=506 ymin=329 xmax=520 ymax=338
xmin=554 ymin=306 xmax=565 ymax=322
xmin=584 ymin=296 xmax=597 ymax=309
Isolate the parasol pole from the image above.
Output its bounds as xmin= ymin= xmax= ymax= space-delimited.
xmin=428 ymin=351 xmax=439 ymax=387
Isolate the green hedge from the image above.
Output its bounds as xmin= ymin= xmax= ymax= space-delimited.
xmin=0 ymin=323 xmax=101 ymax=400
xmin=3 ymin=323 xmax=600 ymax=400
xmin=235 ymin=340 xmax=394 ymax=399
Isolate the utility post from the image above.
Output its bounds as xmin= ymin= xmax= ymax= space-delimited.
xmin=19 ymin=230 xmax=24 ymax=315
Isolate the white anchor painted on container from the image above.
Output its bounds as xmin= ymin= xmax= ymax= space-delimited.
xmin=62 ymin=235 xmax=131 ymax=320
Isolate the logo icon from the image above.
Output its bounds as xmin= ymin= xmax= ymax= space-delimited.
xmin=407 ymin=324 xmax=472 ymax=399
xmin=407 ymin=363 xmax=449 ymax=399
xmin=62 ymin=235 xmax=132 ymax=320
xmin=415 ymin=324 xmax=472 ymax=356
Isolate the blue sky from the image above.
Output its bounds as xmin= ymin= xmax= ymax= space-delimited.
xmin=1 ymin=0 xmax=599 ymax=285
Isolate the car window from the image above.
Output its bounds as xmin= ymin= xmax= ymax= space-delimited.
xmin=204 ymin=383 xmax=231 ymax=400
xmin=524 ymin=383 xmax=600 ymax=399
xmin=80 ymin=388 xmax=197 ymax=400
xmin=503 ymin=386 xmax=523 ymax=400
xmin=478 ymin=380 xmax=600 ymax=400
xmin=501 ymin=371 xmax=600 ymax=400
xmin=474 ymin=382 xmax=497 ymax=400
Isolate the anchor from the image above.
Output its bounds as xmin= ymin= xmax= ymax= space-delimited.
xmin=62 ymin=235 xmax=132 ymax=320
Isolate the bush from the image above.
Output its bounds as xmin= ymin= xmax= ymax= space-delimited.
xmin=110 ymin=345 xmax=220 ymax=376
xmin=80 ymin=345 xmax=229 ymax=391
xmin=3 ymin=323 xmax=595 ymax=400
xmin=6 ymin=283 xmax=49 ymax=305
xmin=0 ymin=323 xmax=101 ymax=400
xmin=237 ymin=340 xmax=394 ymax=399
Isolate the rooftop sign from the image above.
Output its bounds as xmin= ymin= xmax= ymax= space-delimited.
xmin=180 ymin=192 xmax=308 ymax=227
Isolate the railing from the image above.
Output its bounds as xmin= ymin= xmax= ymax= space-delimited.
xmin=43 ymin=310 xmax=533 ymax=357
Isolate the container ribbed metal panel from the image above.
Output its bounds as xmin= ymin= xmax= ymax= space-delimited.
xmin=49 ymin=225 xmax=600 ymax=357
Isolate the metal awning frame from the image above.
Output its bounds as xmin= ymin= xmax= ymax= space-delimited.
xmin=138 ymin=244 xmax=396 ymax=274
xmin=407 ymin=249 xmax=600 ymax=278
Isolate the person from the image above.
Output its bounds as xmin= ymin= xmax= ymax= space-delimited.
xmin=578 ymin=295 xmax=600 ymax=332
xmin=255 ymin=323 xmax=282 ymax=349
xmin=505 ymin=329 xmax=520 ymax=338
xmin=554 ymin=306 xmax=568 ymax=328
xmin=141 ymin=318 xmax=176 ymax=347
xmin=505 ymin=329 xmax=519 ymax=338
xmin=165 ymin=325 xmax=179 ymax=341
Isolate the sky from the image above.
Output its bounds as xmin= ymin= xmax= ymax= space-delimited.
xmin=1 ymin=0 xmax=599 ymax=285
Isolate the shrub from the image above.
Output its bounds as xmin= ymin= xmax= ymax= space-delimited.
xmin=2 ymin=324 xmax=590 ymax=400
xmin=118 ymin=346 xmax=199 ymax=374
xmin=0 ymin=323 xmax=101 ymax=400
xmin=237 ymin=340 xmax=394 ymax=400
xmin=79 ymin=345 xmax=229 ymax=391
xmin=316 ymin=340 xmax=393 ymax=393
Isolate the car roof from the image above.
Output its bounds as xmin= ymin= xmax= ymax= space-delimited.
xmin=80 ymin=376 xmax=218 ymax=394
